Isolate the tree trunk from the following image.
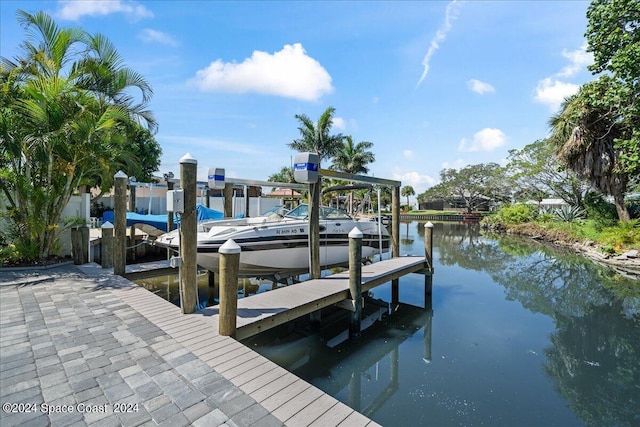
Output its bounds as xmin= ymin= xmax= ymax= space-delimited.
xmin=613 ymin=192 xmax=630 ymax=221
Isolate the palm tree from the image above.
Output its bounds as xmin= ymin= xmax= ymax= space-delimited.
xmin=331 ymin=136 xmax=375 ymax=174
xmin=401 ymin=185 xmax=415 ymax=210
xmin=549 ymin=77 xmax=631 ymax=221
xmin=0 ymin=10 xmax=156 ymax=259
xmin=267 ymin=165 xmax=295 ymax=186
xmin=330 ymin=135 xmax=375 ymax=213
xmin=288 ymin=107 xmax=343 ymax=278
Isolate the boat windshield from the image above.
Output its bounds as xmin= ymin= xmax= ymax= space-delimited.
xmin=260 ymin=206 xmax=290 ymax=216
xmin=284 ymin=204 xmax=351 ymax=220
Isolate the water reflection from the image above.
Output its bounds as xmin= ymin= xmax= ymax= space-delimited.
xmin=245 ymin=300 xmax=433 ymax=419
xmin=247 ymin=221 xmax=640 ymax=427
xmin=429 ymin=221 xmax=640 ymax=427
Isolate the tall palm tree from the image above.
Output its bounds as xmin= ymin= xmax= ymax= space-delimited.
xmin=549 ymin=78 xmax=631 ymax=221
xmin=401 ymin=185 xmax=415 ymax=209
xmin=331 ymin=136 xmax=375 ymax=174
xmin=288 ymin=107 xmax=343 ymax=278
xmin=330 ymin=135 xmax=375 ymax=213
xmin=0 ymin=10 xmax=156 ymax=259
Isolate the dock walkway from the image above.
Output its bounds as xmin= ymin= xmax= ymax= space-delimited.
xmin=199 ymin=256 xmax=427 ymax=340
xmin=0 ymin=264 xmax=382 ymax=427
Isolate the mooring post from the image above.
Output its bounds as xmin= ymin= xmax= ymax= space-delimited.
xmin=219 ymin=239 xmax=241 ymax=336
xmin=179 ymin=153 xmax=198 ymax=314
xmin=167 ymin=180 xmax=175 ymax=232
xmin=101 ymin=221 xmax=114 ymax=269
xmin=208 ymin=271 xmax=218 ymax=303
xmin=223 ymin=183 xmax=234 ymax=218
xmin=424 ymin=222 xmax=434 ymax=296
xmin=113 ymin=171 xmax=127 ymax=276
xmin=349 ymin=227 xmax=363 ymax=338
xmin=391 ymin=186 xmax=400 ymax=308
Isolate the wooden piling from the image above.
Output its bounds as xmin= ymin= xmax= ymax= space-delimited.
xmin=113 ymin=171 xmax=127 ymax=276
xmin=179 ymin=153 xmax=198 ymax=314
xmin=208 ymin=271 xmax=218 ymax=303
xmin=309 ymin=180 xmax=321 ymax=279
xmin=424 ymin=222 xmax=434 ymax=295
xmin=167 ymin=180 xmax=174 ymax=232
xmin=223 ymin=183 xmax=233 ymax=218
xmin=81 ymin=225 xmax=89 ymax=264
xmin=349 ymin=227 xmax=363 ymax=338
xmin=219 ymin=239 xmax=241 ymax=337
xmin=101 ymin=221 xmax=114 ymax=269
xmin=391 ymin=186 xmax=400 ymax=307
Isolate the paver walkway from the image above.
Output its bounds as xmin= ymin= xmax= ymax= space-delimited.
xmin=0 ymin=265 xmax=282 ymax=427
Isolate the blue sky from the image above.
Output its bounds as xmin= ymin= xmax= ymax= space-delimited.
xmin=1 ymin=1 xmax=595 ymax=201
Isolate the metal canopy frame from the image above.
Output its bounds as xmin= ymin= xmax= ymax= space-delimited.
xmin=319 ymin=169 xmax=400 ymax=187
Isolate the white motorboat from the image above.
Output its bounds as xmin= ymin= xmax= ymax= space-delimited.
xmin=155 ymin=204 xmax=390 ymax=278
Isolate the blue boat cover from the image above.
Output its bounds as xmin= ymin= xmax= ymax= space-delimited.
xmin=102 ymin=204 xmax=224 ymax=232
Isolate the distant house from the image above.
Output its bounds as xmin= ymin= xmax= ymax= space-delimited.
xmin=526 ymin=198 xmax=569 ymax=209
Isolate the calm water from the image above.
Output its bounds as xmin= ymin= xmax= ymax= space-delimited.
xmin=244 ymin=221 xmax=640 ymax=427
xmin=135 ymin=221 xmax=640 ymax=426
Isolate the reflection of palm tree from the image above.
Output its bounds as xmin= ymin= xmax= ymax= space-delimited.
xmin=400 ymin=221 xmax=414 ymax=245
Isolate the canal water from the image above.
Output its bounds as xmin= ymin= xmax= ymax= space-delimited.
xmin=136 ymin=221 xmax=640 ymax=426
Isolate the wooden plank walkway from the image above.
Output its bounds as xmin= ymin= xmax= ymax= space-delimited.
xmin=103 ymin=263 xmax=394 ymax=426
xmin=199 ymin=256 xmax=427 ymax=340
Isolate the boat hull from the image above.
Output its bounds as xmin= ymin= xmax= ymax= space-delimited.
xmin=196 ymin=240 xmax=387 ymax=277
xmin=155 ymin=211 xmax=390 ymax=278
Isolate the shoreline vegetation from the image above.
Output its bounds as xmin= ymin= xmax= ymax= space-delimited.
xmin=397 ymin=209 xmax=639 ymax=280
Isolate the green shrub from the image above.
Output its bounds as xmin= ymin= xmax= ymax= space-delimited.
xmin=553 ymin=205 xmax=586 ymax=223
xmin=584 ymin=193 xmax=617 ymax=229
xmin=495 ymin=204 xmax=537 ymax=225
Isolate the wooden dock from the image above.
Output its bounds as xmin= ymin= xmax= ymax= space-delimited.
xmin=199 ymin=256 xmax=427 ymax=340
xmin=124 ymin=259 xmax=175 ymax=280
xmin=107 ymin=266 xmax=387 ymax=426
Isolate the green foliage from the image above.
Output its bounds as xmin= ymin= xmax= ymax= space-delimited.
xmin=288 ymin=106 xmax=343 ymax=167
xmin=553 ymin=205 xmax=586 ymax=223
xmin=547 ymin=0 xmax=640 ymax=220
xmin=418 ymin=163 xmax=509 ymax=213
xmin=506 ymin=138 xmax=589 ymax=207
xmin=330 ymin=135 xmax=375 ymax=175
xmin=584 ymin=192 xmax=618 ymax=230
xmin=0 ymin=10 xmax=156 ymax=261
xmin=495 ymin=204 xmax=537 ymax=225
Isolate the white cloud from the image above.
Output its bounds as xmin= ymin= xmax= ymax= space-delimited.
xmin=138 ymin=29 xmax=178 ymax=47
xmin=332 ymin=117 xmax=346 ymax=131
xmin=403 ymin=150 xmax=414 ymax=158
xmin=458 ymin=128 xmax=506 ymax=152
xmin=57 ymin=0 xmax=153 ymax=21
xmin=533 ymin=43 xmax=592 ymax=111
xmin=557 ymin=43 xmax=593 ymax=78
xmin=392 ymin=170 xmax=437 ymax=195
xmin=534 ymin=78 xmax=580 ymax=111
xmin=467 ymin=79 xmax=495 ymax=95
xmin=416 ymin=0 xmax=462 ymax=88
xmin=190 ymin=43 xmax=334 ymax=102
